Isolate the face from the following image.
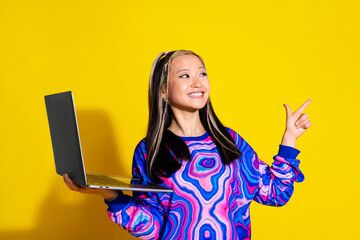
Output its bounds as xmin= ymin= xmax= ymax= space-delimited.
xmin=164 ymin=54 xmax=210 ymax=113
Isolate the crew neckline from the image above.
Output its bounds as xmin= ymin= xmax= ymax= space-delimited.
xmin=178 ymin=131 xmax=209 ymax=141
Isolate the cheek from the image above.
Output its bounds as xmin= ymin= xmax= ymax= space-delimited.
xmin=167 ymin=81 xmax=184 ymax=99
xmin=203 ymin=79 xmax=211 ymax=92
xmin=172 ymin=80 xmax=187 ymax=91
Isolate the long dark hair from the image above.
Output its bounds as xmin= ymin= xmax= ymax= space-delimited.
xmin=146 ymin=50 xmax=241 ymax=183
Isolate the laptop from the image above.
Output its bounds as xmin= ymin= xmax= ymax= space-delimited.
xmin=44 ymin=91 xmax=173 ymax=193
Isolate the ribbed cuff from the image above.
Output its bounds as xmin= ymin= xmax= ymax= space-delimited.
xmin=278 ymin=144 xmax=300 ymax=159
xmin=104 ymin=191 xmax=131 ymax=212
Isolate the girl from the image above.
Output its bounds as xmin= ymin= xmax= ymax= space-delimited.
xmin=64 ymin=50 xmax=312 ymax=239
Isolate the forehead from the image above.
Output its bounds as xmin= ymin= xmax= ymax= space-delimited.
xmin=170 ymin=54 xmax=204 ymax=70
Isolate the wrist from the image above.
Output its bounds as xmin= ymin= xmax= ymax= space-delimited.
xmin=101 ymin=190 xmax=119 ymax=202
xmin=281 ymin=131 xmax=297 ymax=148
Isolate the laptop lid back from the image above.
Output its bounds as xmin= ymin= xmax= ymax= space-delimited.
xmin=45 ymin=91 xmax=87 ymax=187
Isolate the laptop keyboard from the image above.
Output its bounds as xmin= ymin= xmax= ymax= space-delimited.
xmin=87 ymin=174 xmax=131 ymax=187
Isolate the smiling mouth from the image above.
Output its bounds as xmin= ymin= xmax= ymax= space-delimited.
xmin=188 ymin=92 xmax=204 ymax=97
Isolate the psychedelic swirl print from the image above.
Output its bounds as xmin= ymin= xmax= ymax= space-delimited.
xmin=105 ymin=128 xmax=304 ymax=239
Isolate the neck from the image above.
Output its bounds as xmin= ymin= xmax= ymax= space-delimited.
xmin=167 ymin=108 xmax=206 ymax=137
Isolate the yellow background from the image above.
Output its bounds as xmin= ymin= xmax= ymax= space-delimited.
xmin=1 ymin=0 xmax=359 ymax=239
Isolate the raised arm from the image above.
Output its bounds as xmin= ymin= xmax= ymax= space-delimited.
xmin=229 ymin=100 xmax=311 ymax=206
xmin=254 ymin=99 xmax=311 ymax=206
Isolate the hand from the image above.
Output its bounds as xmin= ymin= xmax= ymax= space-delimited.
xmin=63 ymin=173 xmax=119 ymax=202
xmin=283 ymin=99 xmax=312 ymax=141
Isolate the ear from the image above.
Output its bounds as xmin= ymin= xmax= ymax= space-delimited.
xmin=161 ymin=85 xmax=167 ymax=99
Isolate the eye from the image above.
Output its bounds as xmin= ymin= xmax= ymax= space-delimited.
xmin=200 ymin=72 xmax=207 ymax=77
xmin=179 ymin=74 xmax=189 ymax=78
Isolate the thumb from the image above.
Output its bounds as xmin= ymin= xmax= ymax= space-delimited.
xmin=283 ymin=103 xmax=292 ymax=118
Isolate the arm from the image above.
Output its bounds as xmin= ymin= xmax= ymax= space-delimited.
xmin=105 ymin=140 xmax=168 ymax=239
xmin=254 ymin=99 xmax=311 ymax=206
xmin=253 ymin=144 xmax=304 ymax=206
xmin=228 ymin=129 xmax=304 ymax=206
xmin=228 ymin=100 xmax=311 ymax=206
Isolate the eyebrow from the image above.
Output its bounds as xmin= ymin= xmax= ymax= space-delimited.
xmin=176 ymin=66 xmax=206 ymax=74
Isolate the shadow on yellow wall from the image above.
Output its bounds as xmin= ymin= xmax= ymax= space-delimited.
xmin=0 ymin=110 xmax=137 ymax=240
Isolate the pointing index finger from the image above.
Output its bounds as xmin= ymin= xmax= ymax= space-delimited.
xmin=294 ymin=99 xmax=312 ymax=114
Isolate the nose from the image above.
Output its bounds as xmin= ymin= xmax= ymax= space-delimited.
xmin=192 ymin=82 xmax=201 ymax=88
xmin=192 ymin=76 xmax=201 ymax=88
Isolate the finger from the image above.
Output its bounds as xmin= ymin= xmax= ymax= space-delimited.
xmin=294 ymin=99 xmax=312 ymax=115
xmin=283 ymin=103 xmax=292 ymax=118
xmin=296 ymin=118 xmax=310 ymax=128
xmin=295 ymin=113 xmax=309 ymax=126
xmin=63 ymin=174 xmax=81 ymax=191
xmin=304 ymin=122 xmax=311 ymax=128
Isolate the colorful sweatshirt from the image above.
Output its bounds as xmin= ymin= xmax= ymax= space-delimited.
xmin=105 ymin=128 xmax=304 ymax=239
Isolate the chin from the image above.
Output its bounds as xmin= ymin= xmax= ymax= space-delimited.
xmin=192 ymin=103 xmax=207 ymax=110
xmin=171 ymin=98 xmax=208 ymax=112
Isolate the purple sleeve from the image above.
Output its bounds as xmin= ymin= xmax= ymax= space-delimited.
xmin=227 ymin=127 xmax=304 ymax=207
xmin=253 ymin=144 xmax=304 ymax=206
xmin=105 ymin=140 xmax=167 ymax=239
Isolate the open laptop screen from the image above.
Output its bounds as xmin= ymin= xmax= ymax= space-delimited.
xmin=45 ymin=91 xmax=87 ymax=187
